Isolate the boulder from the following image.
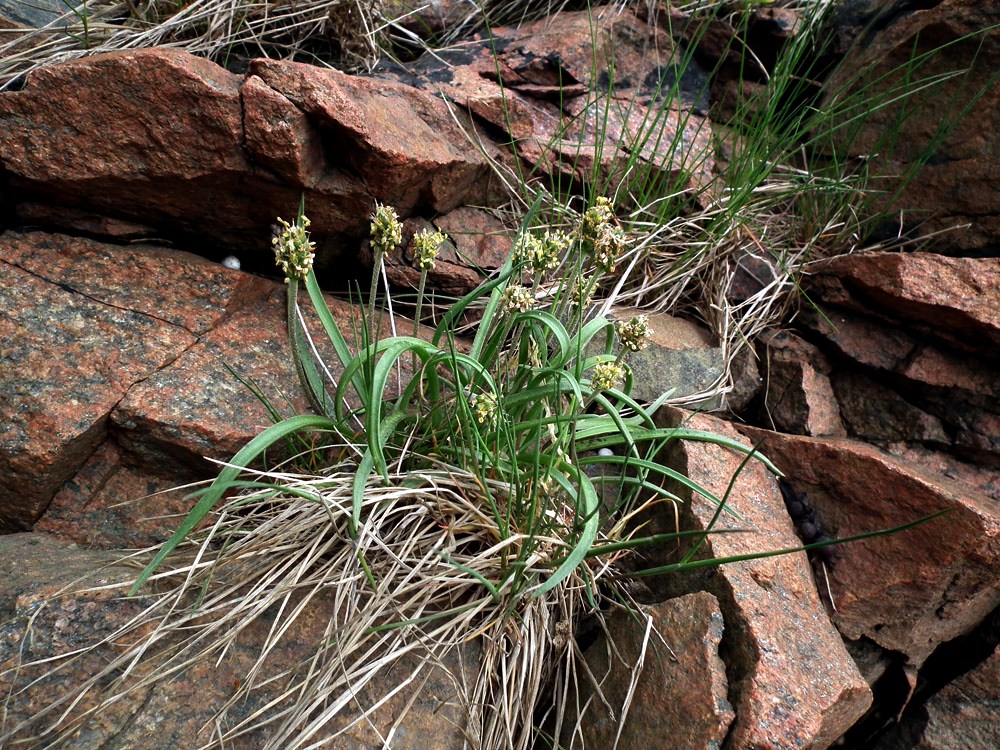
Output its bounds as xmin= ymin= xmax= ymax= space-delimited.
xmin=401 ymin=8 xmax=715 ymax=199
xmin=573 ymin=591 xmax=734 ymax=749
xmin=654 ymin=409 xmax=872 ymax=749
xmin=821 ymin=1 xmax=1000 ymax=251
xmin=0 ymin=47 xmax=491 ymax=258
xmin=808 ymin=252 xmax=1000 ymax=359
xmin=33 ymin=440 xmax=201 ymax=549
xmin=0 ymin=532 xmax=472 ymax=749
xmin=739 ymin=427 xmax=1000 ymax=667
xmin=0 ymin=231 xmax=265 ymax=530
xmin=755 ymin=329 xmax=846 ymax=436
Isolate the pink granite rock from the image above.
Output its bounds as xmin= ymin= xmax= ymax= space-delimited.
xmin=657 ymin=409 xmax=872 ymax=749
xmin=0 ymin=532 xmax=472 ymax=749
xmin=33 ymin=440 xmax=201 ymax=549
xmin=821 ymin=2 xmax=1000 ymax=251
xmin=740 ymin=427 xmax=1000 ymax=667
xmin=404 ymin=8 xmax=715 ymax=198
xmin=0 ymin=232 xmax=263 ymax=529
xmin=574 ymin=591 xmax=734 ymax=749
xmin=247 ymin=58 xmax=492 ymax=213
xmin=756 ymin=329 xmax=847 ymax=437
xmin=810 ymin=252 xmax=1000 ymax=357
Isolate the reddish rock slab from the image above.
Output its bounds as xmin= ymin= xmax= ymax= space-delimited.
xmin=111 ymin=283 xmax=416 ymax=475
xmin=915 ymin=646 xmax=1000 ymax=749
xmin=0 ymin=532 xmax=472 ymax=749
xmin=247 ymin=58 xmax=492 ymax=213
xmin=756 ymin=329 xmax=846 ymax=437
xmin=0 ymin=233 xmax=246 ymax=529
xmin=34 ymin=440 xmax=202 ymax=550
xmin=657 ymin=409 xmax=871 ymax=749
xmin=831 ymin=370 xmax=948 ymax=445
xmin=801 ymin=307 xmax=1000 ymax=464
xmin=573 ymin=591 xmax=734 ymax=749
xmin=810 ymin=252 xmax=1000 ymax=358
xmin=821 ymin=1 xmax=1000 ymax=251
xmin=739 ymin=427 xmax=1000 ymax=667
xmin=242 ymin=73 xmax=327 ymax=187
xmin=405 ymin=8 xmax=715 ymax=198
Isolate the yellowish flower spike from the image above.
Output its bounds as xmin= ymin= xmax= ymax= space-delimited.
xmin=618 ymin=315 xmax=651 ymax=352
xmin=414 ymin=228 xmax=446 ymax=271
xmin=591 ymin=360 xmax=626 ymax=392
xmin=273 ymin=214 xmax=315 ymax=282
xmin=370 ymin=203 xmax=403 ymax=257
xmin=501 ymin=284 xmax=535 ymax=314
xmin=469 ymin=390 xmax=499 ymax=426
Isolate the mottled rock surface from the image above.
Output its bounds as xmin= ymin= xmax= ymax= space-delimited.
xmin=0 ymin=232 xmax=263 ymax=530
xmin=822 ymin=1 xmax=1000 ymax=251
xmin=574 ymin=591 xmax=734 ymax=749
xmin=740 ymin=427 xmax=1000 ymax=667
xmin=656 ymin=409 xmax=872 ymax=749
xmin=756 ymin=329 xmax=846 ymax=436
xmin=0 ymin=533 xmax=472 ymax=749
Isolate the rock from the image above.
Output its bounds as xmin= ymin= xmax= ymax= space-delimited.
xmin=809 ymin=252 xmax=1000 ymax=359
xmin=403 ymin=8 xmax=715 ymax=198
xmin=246 ymin=58 xmax=492 ymax=213
xmin=111 ymin=282 xmax=413 ymax=475
xmin=0 ymin=532 xmax=472 ymax=749
xmin=821 ymin=1 xmax=1000 ymax=252
xmin=605 ymin=308 xmax=726 ymax=407
xmin=33 ymin=440 xmax=201 ymax=549
xmin=739 ymin=427 xmax=1000 ymax=667
xmin=801 ymin=307 xmax=1000 ymax=465
xmin=756 ymin=329 xmax=847 ymax=437
xmin=832 ymin=369 xmax=949 ymax=445
xmin=573 ymin=591 xmax=734 ymax=749
xmin=912 ymin=645 xmax=1000 ymax=749
xmin=654 ymin=409 xmax=872 ymax=749
xmin=0 ymin=47 xmax=490 ymax=258
xmin=0 ymin=232 xmax=263 ymax=530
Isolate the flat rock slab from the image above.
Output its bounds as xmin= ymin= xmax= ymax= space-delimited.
xmin=574 ymin=591 xmax=734 ymax=749
xmin=0 ymin=232 xmax=264 ymax=529
xmin=113 ymin=283 xmax=417 ymax=476
xmin=33 ymin=440 xmax=203 ymax=549
xmin=0 ymin=532 xmax=471 ymax=749
xmin=657 ymin=409 xmax=871 ymax=749
xmin=740 ymin=427 xmax=1000 ymax=667
xmin=809 ymin=252 xmax=1000 ymax=359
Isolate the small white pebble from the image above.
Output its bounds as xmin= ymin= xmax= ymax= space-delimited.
xmin=598 ymin=448 xmax=614 ymax=457
xmin=221 ymin=255 xmax=241 ymax=270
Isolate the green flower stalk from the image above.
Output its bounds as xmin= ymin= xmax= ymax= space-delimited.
xmin=411 ymin=228 xmax=446 ymax=357
xmin=369 ymin=203 xmax=403 ymax=319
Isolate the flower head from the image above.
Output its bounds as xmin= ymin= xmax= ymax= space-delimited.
xmin=579 ymin=197 xmax=615 ymax=243
xmin=501 ymin=284 xmax=535 ymax=314
xmin=570 ymin=276 xmax=593 ymax=311
xmin=514 ymin=230 xmax=568 ymax=274
xmin=578 ymin=197 xmax=625 ymax=273
xmin=413 ymin=228 xmax=446 ymax=271
xmin=617 ymin=315 xmax=651 ymax=352
xmin=592 ymin=223 xmax=626 ymax=273
xmin=591 ymin=360 xmax=626 ymax=392
xmin=469 ymin=390 xmax=499 ymax=426
xmin=370 ymin=203 xmax=403 ymax=258
xmin=273 ymin=214 xmax=315 ymax=282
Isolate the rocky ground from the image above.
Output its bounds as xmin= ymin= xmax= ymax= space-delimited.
xmin=0 ymin=2 xmax=997 ymax=748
